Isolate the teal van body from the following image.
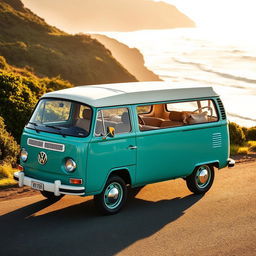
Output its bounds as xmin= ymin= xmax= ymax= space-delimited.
xmin=15 ymin=82 xmax=234 ymax=214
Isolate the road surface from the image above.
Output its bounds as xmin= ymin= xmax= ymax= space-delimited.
xmin=0 ymin=161 xmax=255 ymax=256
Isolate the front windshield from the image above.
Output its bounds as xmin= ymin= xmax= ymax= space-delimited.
xmin=28 ymin=98 xmax=92 ymax=137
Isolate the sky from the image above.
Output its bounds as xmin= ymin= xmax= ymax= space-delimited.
xmin=158 ymin=0 xmax=256 ymax=31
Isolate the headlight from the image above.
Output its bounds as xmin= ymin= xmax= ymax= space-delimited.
xmin=65 ymin=158 xmax=76 ymax=172
xmin=20 ymin=148 xmax=28 ymax=162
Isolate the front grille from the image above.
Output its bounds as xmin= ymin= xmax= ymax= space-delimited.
xmin=212 ymin=133 xmax=222 ymax=148
xmin=27 ymin=138 xmax=44 ymax=148
xmin=216 ymin=98 xmax=226 ymax=120
xmin=27 ymin=138 xmax=65 ymax=152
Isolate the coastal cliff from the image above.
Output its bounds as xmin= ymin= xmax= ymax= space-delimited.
xmin=91 ymin=34 xmax=161 ymax=81
xmin=0 ymin=0 xmax=137 ymax=85
xmin=22 ymin=0 xmax=195 ymax=32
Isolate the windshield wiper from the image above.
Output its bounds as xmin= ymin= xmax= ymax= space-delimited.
xmin=29 ymin=122 xmax=38 ymax=126
xmin=45 ymin=124 xmax=61 ymax=130
xmin=28 ymin=122 xmax=40 ymax=133
xmin=45 ymin=125 xmax=66 ymax=137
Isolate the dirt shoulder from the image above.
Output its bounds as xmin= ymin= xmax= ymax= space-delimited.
xmin=0 ymin=186 xmax=39 ymax=202
xmin=231 ymin=152 xmax=256 ymax=164
xmin=1 ymin=154 xmax=255 ymax=202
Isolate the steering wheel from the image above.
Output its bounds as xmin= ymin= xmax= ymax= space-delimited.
xmin=138 ymin=115 xmax=145 ymax=125
xmin=192 ymin=106 xmax=213 ymax=117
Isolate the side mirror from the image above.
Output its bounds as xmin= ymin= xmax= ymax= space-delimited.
xmin=107 ymin=126 xmax=115 ymax=137
xmin=102 ymin=126 xmax=115 ymax=140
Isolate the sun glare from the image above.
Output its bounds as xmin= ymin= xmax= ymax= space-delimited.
xmin=158 ymin=0 xmax=256 ymax=44
xmin=160 ymin=0 xmax=256 ymax=30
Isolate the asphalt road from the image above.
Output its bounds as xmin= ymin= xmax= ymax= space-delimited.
xmin=0 ymin=161 xmax=255 ymax=256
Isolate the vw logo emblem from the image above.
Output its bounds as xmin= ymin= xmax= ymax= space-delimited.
xmin=38 ymin=151 xmax=47 ymax=165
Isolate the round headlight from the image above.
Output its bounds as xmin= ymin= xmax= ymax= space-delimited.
xmin=20 ymin=148 xmax=28 ymax=162
xmin=65 ymin=158 xmax=76 ymax=172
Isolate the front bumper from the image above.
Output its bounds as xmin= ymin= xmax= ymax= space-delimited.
xmin=14 ymin=171 xmax=85 ymax=196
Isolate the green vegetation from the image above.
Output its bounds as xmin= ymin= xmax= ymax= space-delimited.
xmin=0 ymin=0 xmax=136 ymax=85
xmin=0 ymin=164 xmax=17 ymax=187
xmin=0 ymin=116 xmax=19 ymax=166
xmin=229 ymin=122 xmax=256 ymax=155
xmin=0 ymin=56 xmax=72 ymax=142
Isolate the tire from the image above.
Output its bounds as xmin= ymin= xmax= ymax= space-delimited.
xmin=186 ymin=165 xmax=215 ymax=194
xmin=40 ymin=191 xmax=64 ymax=202
xmin=94 ymin=176 xmax=127 ymax=215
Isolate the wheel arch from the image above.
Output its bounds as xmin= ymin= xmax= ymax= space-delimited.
xmin=193 ymin=160 xmax=219 ymax=171
xmin=108 ymin=168 xmax=132 ymax=186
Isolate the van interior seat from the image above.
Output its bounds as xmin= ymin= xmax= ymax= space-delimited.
xmin=186 ymin=111 xmax=208 ymax=124
xmin=115 ymin=112 xmax=131 ymax=133
xmin=76 ymin=109 xmax=92 ymax=132
xmin=141 ymin=116 xmax=165 ymax=127
xmin=160 ymin=111 xmax=190 ymax=127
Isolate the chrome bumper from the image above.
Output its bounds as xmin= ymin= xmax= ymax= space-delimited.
xmin=13 ymin=171 xmax=85 ymax=196
xmin=227 ymin=158 xmax=235 ymax=168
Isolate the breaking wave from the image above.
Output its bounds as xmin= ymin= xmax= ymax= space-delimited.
xmin=173 ymin=58 xmax=256 ymax=85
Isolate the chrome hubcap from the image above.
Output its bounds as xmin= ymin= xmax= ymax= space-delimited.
xmin=196 ymin=166 xmax=211 ymax=189
xmin=104 ymin=182 xmax=123 ymax=209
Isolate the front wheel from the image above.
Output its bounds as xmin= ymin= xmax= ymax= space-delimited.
xmin=40 ymin=191 xmax=64 ymax=202
xmin=186 ymin=165 xmax=214 ymax=194
xmin=94 ymin=176 xmax=127 ymax=215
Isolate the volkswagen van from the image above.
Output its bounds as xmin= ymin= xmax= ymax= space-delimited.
xmin=14 ymin=82 xmax=235 ymax=214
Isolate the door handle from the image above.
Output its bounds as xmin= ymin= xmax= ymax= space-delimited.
xmin=128 ymin=145 xmax=137 ymax=150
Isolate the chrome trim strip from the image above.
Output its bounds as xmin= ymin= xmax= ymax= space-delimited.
xmin=27 ymin=138 xmax=65 ymax=152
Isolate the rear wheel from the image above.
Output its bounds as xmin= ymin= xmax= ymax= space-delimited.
xmin=40 ymin=191 xmax=64 ymax=202
xmin=94 ymin=176 xmax=127 ymax=215
xmin=186 ymin=165 xmax=214 ymax=194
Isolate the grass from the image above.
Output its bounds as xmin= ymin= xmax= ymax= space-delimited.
xmin=248 ymin=141 xmax=256 ymax=152
xmin=0 ymin=165 xmax=17 ymax=187
xmin=230 ymin=140 xmax=256 ymax=155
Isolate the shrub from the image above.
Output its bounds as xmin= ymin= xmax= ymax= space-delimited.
xmin=237 ymin=147 xmax=249 ymax=154
xmin=246 ymin=127 xmax=256 ymax=141
xmin=0 ymin=165 xmax=17 ymax=187
xmin=248 ymin=141 xmax=256 ymax=152
xmin=0 ymin=70 xmax=38 ymax=141
xmin=0 ymin=116 xmax=19 ymax=166
xmin=229 ymin=122 xmax=246 ymax=146
xmin=0 ymin=57 xmax=74 ymax=142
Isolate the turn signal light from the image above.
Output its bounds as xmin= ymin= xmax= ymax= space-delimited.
xmin=17 ymin=164 xmax=24 ymax=171
xmin=69 ymin=178 xmax=83 ymax=185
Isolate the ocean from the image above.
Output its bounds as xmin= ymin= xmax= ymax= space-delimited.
xmin=104 ymin=28 xmax=256 ymax=127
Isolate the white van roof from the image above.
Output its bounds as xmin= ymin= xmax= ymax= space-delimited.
xmin=42 ymin=81 xmax=219 ymax=107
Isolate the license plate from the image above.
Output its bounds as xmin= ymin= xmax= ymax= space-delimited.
xmin=31 ymin=181 xmax=44 ymax=191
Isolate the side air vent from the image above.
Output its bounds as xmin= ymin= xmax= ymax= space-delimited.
xmin=216 ymin=98 xmax=226 ymax=120
xmin=212 ymin=133 xmax=222 ymax=148
xmin=27 ymin=138 xmax=65 ymax=152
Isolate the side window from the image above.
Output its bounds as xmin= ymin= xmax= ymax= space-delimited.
xmin=136 ymin=99 xmax=218 ymax=132
xmin=166 ymin=99 xmax=218 ymax=125
xmin=137 ymin=105 xmax=152 ymax=114
xmin=78 ymin=105 xmax=91 ymax=119
xmin=95 ymin=108 xmax=131 ymax=136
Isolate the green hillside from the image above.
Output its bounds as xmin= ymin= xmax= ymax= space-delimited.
xmin=0 ymin=0 xmax=136 ymax=85
xmin=0 ymin=56 xmax=72 ymax=141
